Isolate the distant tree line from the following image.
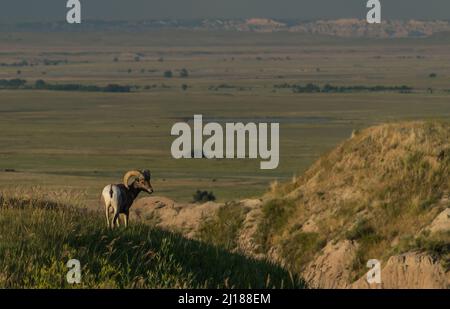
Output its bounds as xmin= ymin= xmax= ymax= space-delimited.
xmin=35 ymin=80 xmax=131 ymax=92
xmin=274 ymin=83 xmax=413 ymax=93
xmin=0 ymin=59 xmax=68 ymax=67
xmin=0 ymin=60 xmax=29 ymax=67
xmin=0 ymin=79 xmax=26 ymax=88
xmin=0 ymin=79 xmax=131 ymax=93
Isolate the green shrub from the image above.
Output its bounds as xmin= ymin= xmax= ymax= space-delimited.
xmin=196 ymin=202 xmax=246 ymax=250
xmin=35 ymin=79 xmax=46 ymax=89
xmin=391 ymin=232 xmax=449 ymax=271
xmin=256 ymin=199 xmax=296 ymax=252
xmin=346 ymin=219 xmax=377 ymax=241
xmin=280 ymin=232 xmax=326 ymax=272
xmin=179 ymin=68 xmax=189 ymax=78
xmin=414 ymin=234 xmax=449 ymax=257
xmin=348 ymin=219 xmax=383 ymax=278
xmin=192 ymin=190 xmax=216 ymax=203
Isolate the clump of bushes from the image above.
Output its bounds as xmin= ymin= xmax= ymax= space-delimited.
xmin=42 ymin=59 xmax=68 ymax=66
xmin=347 ymin=219 xmax=384 ymax=278
xmin=394 ymin=232 xmax=449 ymax=260
xmin=196 ymin=202 xmax=246 ymax=250
xmin=413 ymin=234 xmax=449 ymax=257
xmin=179 ymin=68 xmax=189 ymax=78
xmin=256 ymin=199 xmax=296 ymax=253
xmin=192 ymin=190 xmax=216 ymax=203
xmin=0 ymin=79 xmax=26 ymax=89
xmin=280 ymin=232 xmax=326 ymax=272
xmin=345 ymin=219 xmax=378 ymax=241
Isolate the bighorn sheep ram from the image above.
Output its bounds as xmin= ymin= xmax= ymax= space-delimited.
xmin=102 ymin=169 xmax=153 ymax=228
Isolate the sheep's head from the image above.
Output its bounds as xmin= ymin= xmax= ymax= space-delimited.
xmin=123 ymin=169 xmax=153 ymax=194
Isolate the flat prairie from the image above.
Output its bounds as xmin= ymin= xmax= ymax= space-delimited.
xmin=1 ymin=30 xmax=450 ymax=203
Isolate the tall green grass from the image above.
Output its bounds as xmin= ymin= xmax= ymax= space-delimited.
xmin=0 ymin=195 xmax=305 ymax=288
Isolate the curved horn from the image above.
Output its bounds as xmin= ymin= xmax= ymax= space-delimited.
xmin=123 ymin=170 xmax=143 ymax=188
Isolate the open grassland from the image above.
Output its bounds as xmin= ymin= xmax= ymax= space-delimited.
xmin=0 ymin=191 xmax=304 ymax=288
xmin=1 ymin=31 xmax=450 ymax=203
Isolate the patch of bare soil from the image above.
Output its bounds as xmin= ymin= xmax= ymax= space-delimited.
xmin=352 ymin=252 xmax=449 ymax=289
xmin=132 ymin=196 xmax=223 ymax=238
xmin=303 ymin=240 xmax=358 ymax=288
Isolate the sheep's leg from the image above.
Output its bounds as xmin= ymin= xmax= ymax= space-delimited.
xmin=124 ymin=211 xmax=129 ymax=228
xmin=105 ymin=205 xmax=111 ymax=229
xmin=119 ymin=213 xmax=125 ymax=227
xmin=113 ymin=212 xmax=120 ymax=228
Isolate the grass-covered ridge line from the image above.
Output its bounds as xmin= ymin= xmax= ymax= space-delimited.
xmin=258 ymin=121 xmax=449 ymax=276
xmin=0 ymin=195 xmax=305 ymax=289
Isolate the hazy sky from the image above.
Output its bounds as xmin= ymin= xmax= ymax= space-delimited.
xmin=1 ymin=0 xmax=450 ymax=22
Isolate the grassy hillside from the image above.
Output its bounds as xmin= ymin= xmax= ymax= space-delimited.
xmin=193 ymin=121 xmax=449 ymax=284
xmin=259 ymin=121 xmax=449 ymax=279
xmin=0 ymin=194 xmax=305 ymax=288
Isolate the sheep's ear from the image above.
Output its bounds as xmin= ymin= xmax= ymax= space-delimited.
xmin=142 ymin=169 xmax=151 ymax=180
